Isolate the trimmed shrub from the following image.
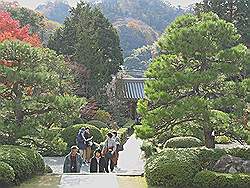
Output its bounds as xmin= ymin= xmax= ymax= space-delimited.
xmin=155 ymin=132 xmax=174 ymax=144
xmin=61 ymin=124 xmax=104 ymax=149
xmin=0 ymin=145 xmax=45 ymax=184
xmin=100 ymin=127 xmax=110 ymax=139
xmin=93 ymin=109 xmax=112 ymax=124
xmin=179 ymin=147 xmax=250 ymax=170
xmin=87 ymin=120 xmax=109 ymax=129
xmin=118 ymin=128 xmax=128 ymax=145
xmin=215 ymin=136 xmax=231 ymax=144
xmin=141 ymin=140 xmax=157 ymax=158
xmin=227 ymin=147 xmax=250 ymax=160
xmin=164 ymin=136 xmax=203 ymax=148
xmin=0 ymin=161 xmax=15 ymax=187
xmin=193 ymin=170 xmax=250 ymax=188
xmin=144 ymin=147 xmax=250 ymax=188
xmin=145 ymin=149 xmax=201 ymax=188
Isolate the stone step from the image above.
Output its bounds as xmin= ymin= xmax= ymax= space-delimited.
xmin=59 ymin=174 xmax=119 ymax=188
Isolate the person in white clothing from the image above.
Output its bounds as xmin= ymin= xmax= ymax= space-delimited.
xmin=102 ymin=133 xmax=117 ymax=172
xmin=112 ymin=131 xmax=120 ymax=167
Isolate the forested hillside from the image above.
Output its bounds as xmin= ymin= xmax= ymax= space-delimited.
xmin=36 ymin=0 xmax=71 ymax=23
xmin=36 ymin=0 xmax=187 ymax=74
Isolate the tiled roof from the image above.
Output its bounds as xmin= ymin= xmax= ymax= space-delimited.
xmin=121 ymin=78 xmax=146 ymax=100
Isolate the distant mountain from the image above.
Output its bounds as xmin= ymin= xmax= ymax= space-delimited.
xmin=36 ymin=0 xmax=187 ymax=74
xmin=97 ymin=0 xmax=185 ymax=33
xmin=113 ymin=18 xmax=159 ymax=57
xmin=36 ymin=0 xmax=71 ymax=23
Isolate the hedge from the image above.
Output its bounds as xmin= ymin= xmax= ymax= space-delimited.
xmin=141 ymin=140 xmax=157 ymax=158
xmin=145 ymin=149 xmax=201 ymax=188
xmin=118 ymin=128 xmax=129 ymax=145
xmin=144 ymin=147 xmax=250 ymax=187
xmin=87 ymin=120 xmax=109 ymax=129
xmin=0 ymin=161 xmax=15 ymax=187
xmin=215 ymin=135 xmax=231 ymax=144
xmin=164 ymin=136 xmax=203 ymax=148
xmin=0 ymin=145 xmax=45 ymax=185
xmin=194 ymin=147 xmax=250 ymax=170
xmin=61 ymin=124 xmax=104 ymax=150
xmin=193 ymin=170 xmax=250 ymax=188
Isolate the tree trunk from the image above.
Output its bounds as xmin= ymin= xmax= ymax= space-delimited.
xmin=204 ymin=127 xmax=215 ymax=148
xmin=13 ymin=82 xmax=24 ymax=126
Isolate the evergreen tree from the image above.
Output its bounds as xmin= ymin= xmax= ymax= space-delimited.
xmin=195 ymin=0 xmax=249 ymax=47
xmin=48 ymin=2 xmax=123 ymax=98
xmin=136 ymin=13 xmax=250 ymax=148
xmin=0 ymin=41 xmax=85 ymax=143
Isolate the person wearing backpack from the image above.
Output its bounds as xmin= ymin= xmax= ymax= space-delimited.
xmin=83 ymin=128 xmax=93 ymax=164
xmin=76 ymin=127 xmax=93 ymax=164
xmin=76 ymin=128 xmax=85 ymax=160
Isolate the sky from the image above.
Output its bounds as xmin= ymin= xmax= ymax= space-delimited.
xmin=4 ymin=0 xmax=202 ymax=9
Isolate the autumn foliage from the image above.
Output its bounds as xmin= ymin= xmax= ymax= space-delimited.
xmin=0 ymin=11 xmax=41 ymax=46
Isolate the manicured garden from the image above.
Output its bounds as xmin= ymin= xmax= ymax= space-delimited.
xmin=0 ymin=146 xmax=45 ymax=187
xmin=142 ymin=144 xmax=250 ymax=188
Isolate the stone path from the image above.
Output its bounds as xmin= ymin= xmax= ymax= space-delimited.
xmin=59 ymin=174 xmax=119 ymax=188
xmin=116 ymin=134 xmax=145 ymax=175
xmin=44 ymin=134 xmax=145 ymax=175
xmin=43 ymin=134 xmax=145 ymax=187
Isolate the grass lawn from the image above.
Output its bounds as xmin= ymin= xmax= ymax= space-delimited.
xmin=117 ymin=176 xmax=161 ymax=188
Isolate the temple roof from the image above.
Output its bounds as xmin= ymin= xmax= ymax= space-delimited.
xmin=121 ymin=78 xmax=146 ymax=100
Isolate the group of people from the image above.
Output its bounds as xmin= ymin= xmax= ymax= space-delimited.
xmin=63 ymin=127 xmax=122 ymax=173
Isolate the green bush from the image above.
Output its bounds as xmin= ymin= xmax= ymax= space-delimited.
xmin=61 ymin=124 xmax=104 ymax=150
xmin=164 ymin=136 xmax=203 ymax=148
xmin=0 ymin=145 xmax=45 ymax=184
xmin=0 ymin=161 xmax=15 ymax=187
xmin=227 ymin=147 xmax=250 ymax=160
xmin=100 ymin=127 xmax=110 ymax=139
xmin=87 ymin=120 xmax=109 ymax=129
xmin=181 ymin=147 xmax=250 ymax=170
xmin=155 ymin=132 xmax=173 ymax=144
xmin=93 ymin=109 xmax=111 ymax=124
xmin=172 ymin=122 xmax=204 ymax=141
xmin=118 ymin=128 xmax=128 ymax=145
xmin=193 ymin=170 xmax=250 ymax=188
xmin=145 ymin=149 xmax=201 ymax=188
xmin=141 ymin=140 xmax=157 ymax=158
xmin=215 ymin=136 xmax=231 ymax=144
xmin=247 ymin=135 xmax=250 ymax=145
xmin=144 ymin=147 xmax=250 ymax=188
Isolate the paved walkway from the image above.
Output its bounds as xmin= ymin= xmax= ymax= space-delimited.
xmin=44 ymin=134 xmax=145 ymax=175
xmin=43 ymin=134 xmax=145 ymax=187
xmin=59 ymin=174 xmax=119 ymax=188
xmin=116 ymin=134 xmax=145 ymax=175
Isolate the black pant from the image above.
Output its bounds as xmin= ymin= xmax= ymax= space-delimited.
xmin=106 ymin=158 xmax=114 ymax=172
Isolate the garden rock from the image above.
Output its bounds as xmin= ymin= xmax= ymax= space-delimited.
xmin=213 ymin=155 xmax=250 ymax=173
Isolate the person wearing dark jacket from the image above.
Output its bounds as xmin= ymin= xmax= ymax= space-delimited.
xmin=63 ymin=146 xmax=83 ymax=173
xmin=90 ymin=149 xmax=107 ymax=173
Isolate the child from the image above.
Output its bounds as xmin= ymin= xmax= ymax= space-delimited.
xmin=90 ymin=149 xmax=107 ymax=173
